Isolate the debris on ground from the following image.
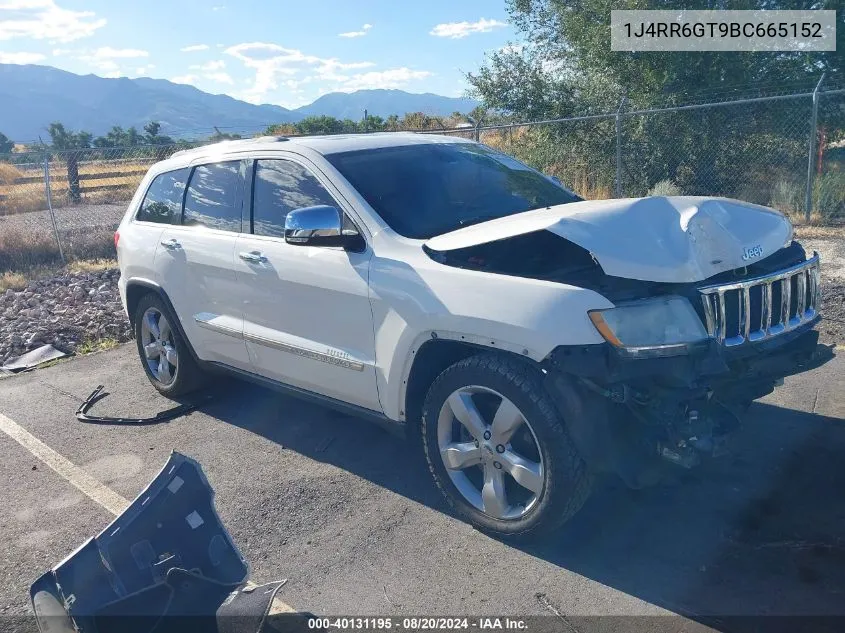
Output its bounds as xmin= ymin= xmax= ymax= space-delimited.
xmin=0 ymin=268 xmax=131 ymax=365
xmin=29 ymin=452 xmax=307 ymax=633
xmin=0 ymin=344 xmax=68 ymax=374
xmin=75 ymin=384 xmax=209 ymax=424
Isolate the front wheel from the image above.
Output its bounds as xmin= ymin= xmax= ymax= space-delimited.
xmin=421 ymin=353 xmax=591 ymax=540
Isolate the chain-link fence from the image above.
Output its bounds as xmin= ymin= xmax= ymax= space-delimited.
xmin=2 ymin=86 xmax=844 ymax=271
xmin=0 ymin=143 xmax=201 ymax=270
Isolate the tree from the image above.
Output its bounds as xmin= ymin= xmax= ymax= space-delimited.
xmin=144 ymin=121 xmax=174 ymax=145
xmin=209 ymin=127 xmax=242 ymax=142
xmin=0 ymin=131 xmax=13 ymax=155
xmin=264 ymin=123 xmax=298 ymax=136
xmin=471 ymin=0 xmax=844 ymax=118
xmin=295 ymin=115 xmax=346 ymax=135
xmin=361 ymin=114 xmax=385 ymax=132
xmin=466 ymin=0 xmax=845 ymax=201
xmin=126 ymin=126 xmax=141 ymax=146
xmin=48 ymin=122 xmax=93 ymax=203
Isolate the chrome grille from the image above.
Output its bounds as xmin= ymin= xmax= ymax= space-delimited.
xmin=699 ymin=253 xmax=820 ymax=347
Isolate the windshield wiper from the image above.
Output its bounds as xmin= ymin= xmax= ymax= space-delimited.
xmin=456 ymin=214 xmax=499 ymax=228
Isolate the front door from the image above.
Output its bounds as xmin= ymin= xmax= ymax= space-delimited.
xmin=233 ymin=156 xmax=380 ymax=412
xmin=154 ymin=160 xmax=251 ymax=369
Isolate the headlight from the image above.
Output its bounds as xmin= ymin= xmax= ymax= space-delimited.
xmin=589 ymin=296 xmax=709 ymax=357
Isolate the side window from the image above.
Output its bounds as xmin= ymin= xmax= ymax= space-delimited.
xmin=184 ymin=161 xmax=242 ymax=232
xmin=136 ymin=168 xmax=189 ymax=224
xmin=252 ymin=159 xmax=338 ymax=238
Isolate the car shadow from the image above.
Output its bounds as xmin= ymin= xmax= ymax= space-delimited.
xmin=202 ymin=384 xmax=845 ymax=624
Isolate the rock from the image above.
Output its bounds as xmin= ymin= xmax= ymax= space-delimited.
xmin=0 ymin=268 xmax=132 ymax=360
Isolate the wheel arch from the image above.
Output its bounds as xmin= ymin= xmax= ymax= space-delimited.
xmin=403 ymin=338 xmax=542 ymax=431
xmin=125 ymin=278 xmax=203 ymax=364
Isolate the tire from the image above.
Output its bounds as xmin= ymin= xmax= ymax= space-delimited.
xmin=134 ymin=293 xmax=206 ymax=397
xmin=421 ymin=352 xmax=591 ymax=540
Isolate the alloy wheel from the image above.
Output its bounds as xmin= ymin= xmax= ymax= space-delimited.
xmin=436 ymin=386 xmax=545 ymax=520
xmin=140 ymin=307 xmax=178 ymax=385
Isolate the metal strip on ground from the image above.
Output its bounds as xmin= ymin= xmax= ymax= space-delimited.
xmin=0 ymin=411 xmax=130 ymax=516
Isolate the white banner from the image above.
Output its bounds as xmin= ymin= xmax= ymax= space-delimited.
xmin=611 ymin=10 xmax=837 ymax=52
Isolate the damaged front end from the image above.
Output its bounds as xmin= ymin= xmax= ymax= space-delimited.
xmin=424 ymin=196 xmax=833 ymax=486
xmin=544 ymin=249 xmax=831 ymax=486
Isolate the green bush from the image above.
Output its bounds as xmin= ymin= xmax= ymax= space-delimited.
xmin=814 ymin=172 xmax=845 ymax=218
xmin=770 ymin=179 xmax=804 ymax=215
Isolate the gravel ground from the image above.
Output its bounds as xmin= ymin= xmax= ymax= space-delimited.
xmin=0 ymin=268 xmax=132 ymax=365
xmin=800 ymin=235 xmax=845 ymax=346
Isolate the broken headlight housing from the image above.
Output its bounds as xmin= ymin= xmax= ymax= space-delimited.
xmin=588 ymin=296 xmax=709 ymax=357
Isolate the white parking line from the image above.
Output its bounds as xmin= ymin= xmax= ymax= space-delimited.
xmin=0 ymin=412 xmax=130 ymax=516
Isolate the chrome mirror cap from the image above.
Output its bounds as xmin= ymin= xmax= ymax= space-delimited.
xmin=284 ymin=205 xmax=342 ymax=246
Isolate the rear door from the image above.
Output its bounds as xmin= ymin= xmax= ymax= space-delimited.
xmin=154 ymin=160 xmax=251 ymax=369
xmin=233 ymin=155 xmax=380 ymax=411
xmin=123 ymin=169 xmax=189 ymax=304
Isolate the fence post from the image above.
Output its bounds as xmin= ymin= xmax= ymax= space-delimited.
xmin=474 ymin=119 xmax=482 ymax=142
xmin=805 ymin=73 xmax=825 ymax=221
xmin=43 ymin=148 xmax=65 ymax=264
xmin=615 ymin=96 xmax=627 ymax=198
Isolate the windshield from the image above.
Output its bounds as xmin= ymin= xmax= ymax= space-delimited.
xmin=325 ymin=142 xmax=580 ymax=239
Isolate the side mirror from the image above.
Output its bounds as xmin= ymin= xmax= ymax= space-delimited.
xmin=285 ymin=205 xmax=348 ymax=248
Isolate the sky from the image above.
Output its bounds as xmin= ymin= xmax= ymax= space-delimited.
xmin=0 ymin=0 xmax=517 ymax=109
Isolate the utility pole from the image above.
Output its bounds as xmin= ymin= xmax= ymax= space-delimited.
xmin=805 ymin=73 xmax=825 ymax=220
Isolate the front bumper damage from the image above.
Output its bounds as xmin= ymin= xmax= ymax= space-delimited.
xmin=28 ymin=452 xmax=307 ymax=633
xmin=543 ymin=323 xmax=833 ymax=486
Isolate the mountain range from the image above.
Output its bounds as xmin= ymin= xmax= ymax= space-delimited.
xmin=0 ymin=64 xmax=479 ymax=142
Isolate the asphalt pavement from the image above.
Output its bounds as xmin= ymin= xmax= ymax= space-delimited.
xmin=0 ymin=344 xmax=843 ymax=629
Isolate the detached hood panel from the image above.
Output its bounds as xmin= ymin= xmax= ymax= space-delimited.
xmin=424 ymin=196 xmax=793 ymax=283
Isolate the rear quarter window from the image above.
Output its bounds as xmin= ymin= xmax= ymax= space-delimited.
xmin=183 ymin=161 xmax=243 ymax=233
xmin=136 ymin=168 xmax=190 ymax=224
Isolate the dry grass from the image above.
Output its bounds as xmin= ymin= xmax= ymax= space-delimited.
xmin=0 ymin=159 xmax=150 ymax=215
xmin=794 ymin=224 xmax=845 ymax=239
xmin=0 ymin=163 xmax=23 ymax=184
xmin=0 ymin=271 xmax=28 ymax=291
xmin=67 ymin=258 xmax=117 ymax=274
xmin=0 ymin=225 xmax=115 ymax=272
xmin=0 ymin=258 xmax=117 ymax=292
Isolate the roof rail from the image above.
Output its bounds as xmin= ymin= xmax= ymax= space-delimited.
xmin=168 ymin=135 xmax=289 ymax=159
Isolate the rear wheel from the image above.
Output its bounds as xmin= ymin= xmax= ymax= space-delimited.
xmin=134 ymin=293 xmax=205 ymax=396
xmin=422 ymin=353 xmax=591 ymax=539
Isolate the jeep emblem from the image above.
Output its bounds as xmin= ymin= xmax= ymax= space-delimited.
xmin=741 ymin=245 xmax=764 ymax=261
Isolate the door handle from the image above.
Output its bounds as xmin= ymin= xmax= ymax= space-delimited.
xmin=160 ymin=238 xmax=181 ymax=250
xmin=239 ymin=250 xmax=267 ymax=263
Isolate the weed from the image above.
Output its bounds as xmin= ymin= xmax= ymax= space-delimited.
xmin=76 ymin=337 xmax=121 ymax=355
xmin=0 ymin=271 xmax=27 ymax=291
xmin=648 ymin=179 xmax=683 ymax=197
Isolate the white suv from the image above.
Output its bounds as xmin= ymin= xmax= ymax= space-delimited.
xmin=117 ymin=132 xmax=824 ymax=538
